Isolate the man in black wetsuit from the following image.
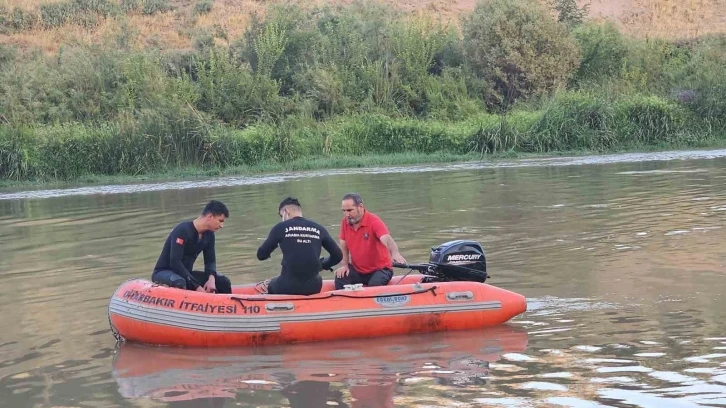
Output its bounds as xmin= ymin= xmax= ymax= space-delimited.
xmin=151 ymin=200 xmax=232 ymax=294
xmin=257 ymin=197 xmax=343 ymax=295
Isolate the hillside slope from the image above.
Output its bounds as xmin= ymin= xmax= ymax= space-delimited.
xmin=1 ymin=0 xmax=724 ymax=53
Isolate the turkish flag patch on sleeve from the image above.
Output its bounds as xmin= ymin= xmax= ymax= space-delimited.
xmin=176 ymin=237 xmax=185 ymax=245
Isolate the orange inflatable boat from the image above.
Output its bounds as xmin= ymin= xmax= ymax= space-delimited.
xmin=112 ymin=325 xmax=529 ymax=404
xmin=108 ymin=240 xmax=527 ymax=347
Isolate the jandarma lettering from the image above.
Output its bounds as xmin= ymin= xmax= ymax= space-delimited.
xmin=284 ymin=226 xmax=320 ymax=234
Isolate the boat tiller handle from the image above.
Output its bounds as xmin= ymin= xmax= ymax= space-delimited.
xmin=393 ymin=262 xmax=430 ymax=272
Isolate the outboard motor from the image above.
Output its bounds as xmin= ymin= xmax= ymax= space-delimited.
xmin=427 ymin=240 xmax=488 ymax=283
xmin=394 ymin=240 xmax=488 ymax=283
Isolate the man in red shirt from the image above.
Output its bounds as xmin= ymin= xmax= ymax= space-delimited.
xmin=334 ymin=193 xmax=407 ymax=290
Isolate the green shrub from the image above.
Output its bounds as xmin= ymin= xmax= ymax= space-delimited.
xmin=191 ymin=48 xmax=288 ymax=127
xmin=0 ymin=126 xmax=34 ymax=180
xmin=39 ymin=0 xmax=116 ymax=28
xmin=462 ymin=0 xmax=581 ymax=108
xmin=614 ymin=94 xmax=687 ymax=144
xmin=121 ymin=0 xmax=140 ymax=12
xmin=672 ymin=38 xmax=726 ymax=125
xmin=1 ymin=6 xmax=37 ymax=32
xmin=619 ymin=38 xmax=690 ymax=94
xmin=194 ymin=0 xmax=213 ymax=15
xmin=40 ymin=3 xmax=75 ymax=27
xmin=552 ymin=0 xmax=589 ymax=30
xmin=573 ymin=22 xmax=628 ymax=84
xmin=193 ymin=31 xmax=216 ymax=52
xmin=142 ymin=0 xmax=173 ymax=15
xmin=531 ymin=91 xmax=616 ymax=151
xmin=0 ymin=44 xmax=16 ymax=67
xmin=422 ymin=68 xmax=483 ymax=121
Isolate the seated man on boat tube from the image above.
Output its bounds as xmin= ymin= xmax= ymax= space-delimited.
xmin=151 ymin=200 xmax=232 ymax=294
xmin=257 ymin=197 xmax=343 ymax=295
xmin=334 ymin=192 xmax=407 ymax=290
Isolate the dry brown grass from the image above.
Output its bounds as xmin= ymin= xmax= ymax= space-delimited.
xmin=1 ymin=0 xmax=724 ymax=54
xmin=588 ymin=0 xmax=726 ymax=39
xmin=1 ymin=23 xmax=102 ymax=54
xmin=125 ymin=10 xmax=191 ymax=49
xmin=192 ymin=1 xmax=258 ymax=43
xmin=1 ymin=0 xmax=67 ymax=11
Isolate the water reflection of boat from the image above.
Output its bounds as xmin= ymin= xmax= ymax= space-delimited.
xmin=112 ymin=325 xmax=529 ymax=407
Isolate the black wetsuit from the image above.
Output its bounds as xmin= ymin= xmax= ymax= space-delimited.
xmin=151 ymin=220 xmax=231 ymax=293
xmin=257 ymin=216 xmax=343 ymax=295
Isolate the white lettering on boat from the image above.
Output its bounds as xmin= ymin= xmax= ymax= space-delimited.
xmin=374 ymin=295 xmax=411 ymax=307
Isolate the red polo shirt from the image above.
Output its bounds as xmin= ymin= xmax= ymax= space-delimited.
xmin=339 ymin=211 xmax=392 ymax=274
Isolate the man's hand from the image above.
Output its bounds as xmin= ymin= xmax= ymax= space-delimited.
xmin=195 ymin=286 xmax=206 ymax=293
xmin=392 ymin=252 xmax=407 ymax=264
xmin=334 ymin=265 xmax=349 ymax=278
xmin=320 ymin=257 xmax=334 ymax=271
xmin=203 ymin=275 xmax=217 ymax=293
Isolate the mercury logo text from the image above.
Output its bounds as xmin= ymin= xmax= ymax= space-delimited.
xmin=446 ymin=254 xmax=482 ymax=261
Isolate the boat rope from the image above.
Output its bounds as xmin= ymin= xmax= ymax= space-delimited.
xmin=231 ymin=285 xmax=437 ymax=305
xmin=107 ymin=299 xmax=124 ymax=345
xmin=107 ymin=279 xmax=142 ymax=345
xmin=394 ymin=267 xmax=416 ymax=284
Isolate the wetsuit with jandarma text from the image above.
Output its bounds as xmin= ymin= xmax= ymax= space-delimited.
xmin=257 ymin=216 xmax=343 ymax=281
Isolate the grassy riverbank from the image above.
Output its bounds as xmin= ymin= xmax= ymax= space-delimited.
xmin=0 ymin=152 xmax=483 ymax=188
xmin=1 ymin=0 xmax=725 ymax=184
xmin=6 ymin=141 xmax=726 ymax=189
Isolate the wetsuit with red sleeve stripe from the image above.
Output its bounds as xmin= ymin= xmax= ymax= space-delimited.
xmin=153 ymin=220 xmax=218 ymax=291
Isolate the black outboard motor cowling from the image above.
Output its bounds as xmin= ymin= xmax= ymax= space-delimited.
xmin=425 ymin=240 xmax=488 ymax=283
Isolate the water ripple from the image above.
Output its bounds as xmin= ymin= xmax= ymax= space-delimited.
xmin=3 ymin=148 xmax=726 ymax=200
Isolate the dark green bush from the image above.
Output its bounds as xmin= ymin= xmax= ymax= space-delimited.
xmin=462 ymin=0 xmax=581 ymax=108
xmin=573 ymin=22 xmax=629 ymax=84
xmin=194 ymin=0 xmax=213 ymax=15
xmin=142 ymin=0 xmax=173 ymax=15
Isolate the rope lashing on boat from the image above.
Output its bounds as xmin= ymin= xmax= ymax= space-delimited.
xmin=107 ymin=299 xmax=124 ymax=344
xmin=231 ymin=285 xmax=437 ymax=305
xmin=107 ymin=278 xmax=142 ymax=344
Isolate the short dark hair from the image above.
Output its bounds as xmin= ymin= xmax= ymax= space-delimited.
xmin=202 ymin=200 xmax=229 ymax=217
xmin=278 ymin=197 xmax=301 ymax=212
xmin=342 ymin=193 xmax=363 ymax=205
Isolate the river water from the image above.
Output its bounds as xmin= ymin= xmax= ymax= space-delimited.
xmin=1 ymin=150 xmax=725 ymax=408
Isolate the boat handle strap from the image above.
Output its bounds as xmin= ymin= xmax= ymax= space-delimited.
xmin=266 ymin=303 xmax=295 ymax=312
xmin=446 ymin=291 xmax=474 ymax=301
